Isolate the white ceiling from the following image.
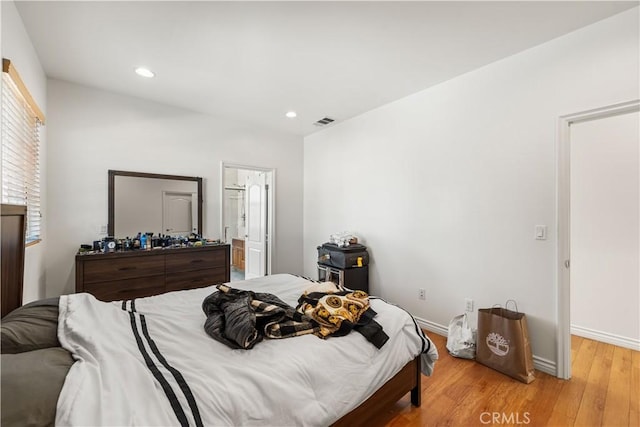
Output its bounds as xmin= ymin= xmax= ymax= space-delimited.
xmin=15 ymin=1 xmax=638 ymax=137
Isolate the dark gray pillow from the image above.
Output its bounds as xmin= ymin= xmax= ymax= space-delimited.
xmin=1 ymin=298 xmax=59 ymax=354
xmin=1 ymin=347 xmax=74 ymax=427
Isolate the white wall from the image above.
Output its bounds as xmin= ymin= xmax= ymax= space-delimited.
xmin=1 ymin=0 xmax=48 ymax=302
xmin=303 ymin=8 xmax=639 ymax=367
xmin=570 ymin=111 xmax=639 ymax=347
xmin=46 ymin=80 xmax=303 ymax=297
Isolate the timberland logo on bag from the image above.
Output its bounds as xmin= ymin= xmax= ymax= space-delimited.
xmin=486 ymin=332 xmax=509 ymax=356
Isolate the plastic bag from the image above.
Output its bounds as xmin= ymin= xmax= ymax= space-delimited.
xmin=446 ymin=313 xmax=476 ymax=359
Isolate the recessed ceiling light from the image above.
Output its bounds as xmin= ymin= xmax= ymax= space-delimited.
xmin=135 ymin=67 xmax=155 ymax=78
xmin=285 ymin=111 xmax=297 ymax=118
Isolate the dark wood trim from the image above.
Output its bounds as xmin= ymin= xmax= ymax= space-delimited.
xmin=108 ymin=170 xmax=203 ymax=181
xmin=197 ymin=177 xmax=203 ymax=235
xmin=411 ymin=353 xmax=422 ymax=406
xmin=108 ymin=170 xmax=115 ymax=236
xmin=1 ymin=204 xmax=27 ymax=219
xmin=107 ymin=170 xmax=203 ymax=237
xmin=1 ymin=204 xmax=27 ymax=317
xmin=332 ymin=357 xmax=421 ymax=427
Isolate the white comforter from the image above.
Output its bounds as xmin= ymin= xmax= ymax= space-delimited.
xmin=57 ymin=274 xmax=438 ymax=426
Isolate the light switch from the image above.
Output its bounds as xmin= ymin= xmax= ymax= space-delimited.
xmin=535 ymin=225 xmax=547 ymax=240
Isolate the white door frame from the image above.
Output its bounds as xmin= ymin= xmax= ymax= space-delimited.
xmin=556 ymin=99 xmax=639 ymax=379
xmin=220 ymin=162 xmax=275 ymax=275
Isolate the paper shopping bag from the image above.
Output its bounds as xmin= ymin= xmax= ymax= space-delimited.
xmin=476 ymin=301 xmax=535 ymax=384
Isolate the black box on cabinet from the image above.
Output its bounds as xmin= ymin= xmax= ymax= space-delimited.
xmin=317 ymin=243 xmax=369 ymax=269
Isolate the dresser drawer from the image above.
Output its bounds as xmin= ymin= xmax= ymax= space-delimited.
xmin=83 ymin=255 xmax=165 ymax=283
xmin=84 ymin=275 xmax=165 ymax=301
xmin=165 ymin=249 xmax=226 ymax=273
xmin=76 ymin=245 xmax=230 ymax=301
xmin=165 ymin=267 xmax=227 ymax=292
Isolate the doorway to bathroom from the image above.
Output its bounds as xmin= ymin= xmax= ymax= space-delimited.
xmin=221 ymin=162 xmax=274 ymax=282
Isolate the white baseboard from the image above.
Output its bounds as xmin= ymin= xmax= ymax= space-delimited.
xmin=414 ymin=316 xmax=558 ymax=377
xmin=532 ymin=355 xmax=556 ymax=376
xmin=414 ymin=316 xmax=448 ymax=337
xmin=571 ymin=324 xmax=640 ymax=351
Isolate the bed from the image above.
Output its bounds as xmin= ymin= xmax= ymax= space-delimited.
xmin=1 ymin=273 xmax=438 ymax=426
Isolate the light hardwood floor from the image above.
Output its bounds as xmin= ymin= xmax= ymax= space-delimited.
xmin=380 ymin=333 xmax=639 ymax=426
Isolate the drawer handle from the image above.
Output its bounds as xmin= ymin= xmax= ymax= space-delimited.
xmin=190 ymin=259 xmax=204 ymax=264
xmin=118 ymin=266 xmax=137 ymax=271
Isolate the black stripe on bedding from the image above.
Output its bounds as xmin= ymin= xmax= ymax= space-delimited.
xmin=121 ymin=300 xmax=133 ymax=312
xmin=291 ymin=273 xmax=321 ymax=283
xmin=412 ymin=317 xmax=430 ymax=354
xmin=128 ymin=311 xmax=189 ymax=427
xmin=369 ymin=296 xmax=430 ymax=354
xmin=139 ymin=315 xmax=204 ymax=427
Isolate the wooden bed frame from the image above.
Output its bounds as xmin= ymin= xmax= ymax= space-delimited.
xmin=333 ymin=356 xmax=421 ymax=426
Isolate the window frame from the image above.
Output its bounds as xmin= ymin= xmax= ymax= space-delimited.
xmin=1 ymin=58 xmax=45 ymax=245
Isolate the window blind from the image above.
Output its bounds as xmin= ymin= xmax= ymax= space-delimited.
xmin=1 ymin=61 xmax=43 ymax=243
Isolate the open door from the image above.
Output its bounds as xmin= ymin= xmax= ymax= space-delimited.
xmin=244 ymin=172 xmax=267 ymax=279
xmin=557 ymin=99 xmax=640 ymax=379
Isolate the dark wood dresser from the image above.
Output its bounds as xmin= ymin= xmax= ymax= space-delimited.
xmin=75 ymin=244 xmax=230 ymax=301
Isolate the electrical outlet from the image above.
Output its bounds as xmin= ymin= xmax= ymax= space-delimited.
xmin=419 ymin=288 xmax=426 ymax=300
xmin=99 ymin=225 xmax=108 ymax=234
xmin=465 ymin=298 xmax=474 ymax=312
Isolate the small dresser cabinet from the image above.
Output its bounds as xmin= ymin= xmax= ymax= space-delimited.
xmin=231 ymin=238 xmax=245 ymax=270
xmin=76 ymin=244 xmax=230 ymax=301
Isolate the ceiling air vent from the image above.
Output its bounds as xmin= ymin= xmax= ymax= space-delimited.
xmin=313 ymin=117 xmax=335 ymax=127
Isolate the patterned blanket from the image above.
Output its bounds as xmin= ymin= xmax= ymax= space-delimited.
xmin=202 ymin=282 xmax=388 ymax=349
xmin=297 ymin=284 xmax=389 ymax=348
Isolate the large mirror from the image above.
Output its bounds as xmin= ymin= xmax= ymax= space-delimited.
xmin=108 ymin=170 xmax=203 ymax=238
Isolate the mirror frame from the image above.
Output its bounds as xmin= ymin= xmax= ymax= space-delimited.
xmin=108 ymin=170 xmax=203 ymax=237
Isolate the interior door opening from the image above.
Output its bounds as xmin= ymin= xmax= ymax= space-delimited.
xmin=557 ymin=100 xmax=639 ymax=379
xmin=221 ymin=163 xmax=274 ymax=282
